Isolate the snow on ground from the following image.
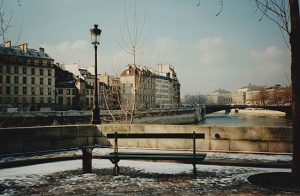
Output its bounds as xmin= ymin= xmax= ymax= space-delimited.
xmin=0 ymin=159 xmax=294 ymax=195
xmin=0 ymin=149 xmax=294 ymax=195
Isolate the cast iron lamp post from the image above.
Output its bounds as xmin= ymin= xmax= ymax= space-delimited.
xmin=90 ymin=24 xmax=102 ymax=124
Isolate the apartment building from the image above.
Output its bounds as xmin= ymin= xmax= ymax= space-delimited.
xmin=120 ymin=64 xmax=181 ymax=110
xmin=98 ymin=73 xmax=120 ymax=109
xmin=154 ymin=64 xmax=181 ymax=108
xmin=119 ymin=65 xmax=156 ymax=110
xmin=63 ymin=64 xmax=121 ymax=109
xmin=0 ymin=41 xmax=55 ymax=110
xmin=54 ymin=64 xmax=77 ymax=109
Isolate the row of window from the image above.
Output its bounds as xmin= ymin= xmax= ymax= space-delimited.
xmin=156 ymin=94 xmax=170 ymax=99
xmin=56 ymin=88 xmax=76 ymax=95
xmin=0 ymin=97 xmax=53 ymax=104
xmin=0 ymin=57 xmax=52 ymax=67
xmin=142 ymin=95 xmax=154 ymax=102
xmin=156 ymin=89 xmax=170 ymax=93
xmin=0 ymin=86 xmax=53 ymax=95
xmin=0 ymin=66 xmax=53 ymax=76
xmin=157 ymin=100 xmax=171 ymax=104
xmin=156 ymin=84 xmax=170 ymax=89
xmin=57 ymin=96 xmax=76 ymax=105
xmin=0 ymin=76 xmax=53 ymax=85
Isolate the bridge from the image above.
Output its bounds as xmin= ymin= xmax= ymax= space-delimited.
xmin=204 ymin=104 xmax=292 ymax=117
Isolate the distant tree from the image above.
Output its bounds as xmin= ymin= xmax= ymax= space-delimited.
xmin=257 ymin=87 xmax=268 ymax=105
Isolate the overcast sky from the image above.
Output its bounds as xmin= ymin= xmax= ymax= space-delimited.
xmin=5 ymin=0 xmax=291 ymax=94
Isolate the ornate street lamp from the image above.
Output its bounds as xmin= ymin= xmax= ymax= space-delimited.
xmin=90 ymin=24 xmax=102 ymax=124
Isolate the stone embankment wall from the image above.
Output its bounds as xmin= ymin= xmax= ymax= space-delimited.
xmin=0 ymin=108 xmax=203 ymax=127
xmin=0 ymin=125 xmax=110 ymax=154
xmin=0 ymin=124 xmax=292 ymax=154
xmin=100 ymin=124 xmax=293 ymax=153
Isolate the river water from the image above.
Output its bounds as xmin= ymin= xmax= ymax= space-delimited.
xmin=197 ymin=111 xmax=292 ymax=127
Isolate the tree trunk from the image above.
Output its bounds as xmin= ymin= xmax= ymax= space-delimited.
xmin=289 ymin=0 xmax=300 ymax=183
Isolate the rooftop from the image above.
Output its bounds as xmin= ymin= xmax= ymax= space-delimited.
xmin=0 ymin=42 xmax=53 ymax=60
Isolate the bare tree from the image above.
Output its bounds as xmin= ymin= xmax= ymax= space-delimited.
xmin=117 ymin=2 xmax=150 ymax=124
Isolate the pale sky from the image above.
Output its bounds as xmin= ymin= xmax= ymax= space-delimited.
xmin=5 ymin=0 xmax=291 ymax=94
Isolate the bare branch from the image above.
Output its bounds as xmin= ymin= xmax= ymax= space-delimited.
xmin=255 ymin=0 xmax=290 ymax=34
xmin=0 ymin=0 xmax=13 ymax=43
xmin=216 ymin=0 xmax=224 ymax=16
xmin=15 ymin=24 xmax=22 ymax=45
xmin=0 ymin=0 xmax=22 ymax=44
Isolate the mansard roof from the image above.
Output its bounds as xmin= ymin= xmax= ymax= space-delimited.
xmin=0 ymin=44 xmax=53 ymax=60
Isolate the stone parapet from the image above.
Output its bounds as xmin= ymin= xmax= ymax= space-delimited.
xmin=100 ymin=124 xmax=293 ymax=153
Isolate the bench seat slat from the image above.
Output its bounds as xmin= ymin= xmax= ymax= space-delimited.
xmin=109 ymin=152 xmax=206 ymax=157
xmin=101 ymin=154 xmax=206 ymax=162
xmin=106 ymin=133 xmax=205 ymax=139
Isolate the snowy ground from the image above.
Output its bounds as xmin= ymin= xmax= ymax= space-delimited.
xmin=0 ymin=159 xmax=294 ymax=195
xmin=0 ymin=149 xmax=295 ymax=195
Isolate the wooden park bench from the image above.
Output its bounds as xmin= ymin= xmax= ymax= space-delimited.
xmin=101 ymin=132 xmax=206 ymax=177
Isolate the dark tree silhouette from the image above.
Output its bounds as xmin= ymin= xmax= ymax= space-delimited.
xmin=288 ymin=0 xmax=300 ymax=183
xmin=254 ymin=0 xmax=299 ymax=183
xmin=199 ymin=0 xmax=300 ymax=183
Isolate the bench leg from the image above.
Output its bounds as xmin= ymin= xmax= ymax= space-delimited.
xmin=110 ymin=159 xmax=120 ymax=175
xmin=113 ymin=163 xmax=120 ymax=176
xmin=82 ymin=147 xmax=93 ymax=173
xmin=193 ymin=163 xmax=197 ymax=178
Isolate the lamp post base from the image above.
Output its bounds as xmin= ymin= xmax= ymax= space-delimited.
xmin=91 ymin=107 xmax=101 ymax=124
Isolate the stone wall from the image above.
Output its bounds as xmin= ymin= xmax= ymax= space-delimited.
xmin=0 ymin=124 xmax=292 ymax=154
xmin=0 ymin=125 xmax=110 ymax=154
xmin=100 ymin=124 xmax=292 ymax=153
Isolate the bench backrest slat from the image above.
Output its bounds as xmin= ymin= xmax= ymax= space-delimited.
xmin=106 ymin=133 xmax=205 ymax=139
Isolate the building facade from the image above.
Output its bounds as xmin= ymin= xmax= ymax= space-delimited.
xmin=119 ymin=65 xmax=156 ymax=110
xmin=120 ymin=64 xmax=181 ymax=110
xmin=232 ymin=84 xmax=264 ymax=105
xmin=153 ymin=64 xmax=181 ymax=108
xmin=232 ymin=84 xmax=292 ymax=105
xmin=0 ymin=41 xmax=55 ymax=111
xmin=98 ymin=73 xmax=120 ymax=109
xmin=154 ymin=74 xmax=172 ymax=108
xmin=206 ymin=89 xmax=232 ymax=104
xmin=54 ymin=64 xmax=78 ymax=109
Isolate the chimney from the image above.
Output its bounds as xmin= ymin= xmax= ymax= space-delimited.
xmin=39 ymin=47 xmax=45 ymax=52
xmin=17 ymin=43 xmax=28 ymax=53
xmin=4 ymin=41 xmax=11 ymax=48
